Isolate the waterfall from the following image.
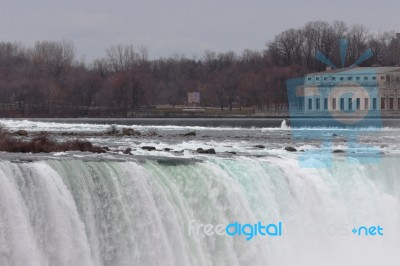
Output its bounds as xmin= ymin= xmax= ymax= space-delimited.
xmin=0 ymin=156 xmax=399 ymax=266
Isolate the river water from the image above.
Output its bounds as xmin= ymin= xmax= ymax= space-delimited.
xmin=0 ymin=119 xmax=399 ymax=266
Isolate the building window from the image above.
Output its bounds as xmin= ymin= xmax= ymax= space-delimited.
xmin=348 ymin=98 xmax=353 ymax=110
xmin=348 ymin=76 xmax=353 ymax=81
xmin=340 ymin=77 xmax=344 ymax=81
xmin=332 ymin=77 xmax=336 ymax=81
xmin=316 ymin=77 xmax=320 ymax=81
xmin=323 ymin=77 xmax=328 ymax=81
xmin=372 ymin=76 xmax=376 ymax=80
xmin=340 ymin=98 xmax=344 ymax=110
xmin=308 ymin=98 xmax=313 ymax=110
xmin=332 ymin=98 xmax=336 ymax=110
xmin=356 ymin=77 xmax=360 ymax=81
xmin=356 ymin=98 xmax=360 ymax=110
xmin=381 ymin=76 xmax=385 ymax=80
xmin=307 ymin=77 xmax=312 ymax=81
xmin=373 ymin=98 xmax=377 ymax=110
xmin=324 ymin=98 xmax=328 ymax=110
xmin=365 ymin=98 xmax=369 ymax=110
xmin=381 ymin=98 xmax=386 ymax=109
xmin=316 ymin=98 xmax=320 ymax=110
xmin=364 ymin=77 xmax=369 ymax=80
xmin=390 ymin=98 xmax=394 ymax=110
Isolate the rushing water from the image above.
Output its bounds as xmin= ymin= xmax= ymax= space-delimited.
xmin=0 ymin=120 xmax=400 ymax=266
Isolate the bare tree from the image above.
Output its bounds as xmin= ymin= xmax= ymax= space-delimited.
xmin=268 ymin=28 xmax=303 ymax=66
xmin=346 ymin=24 xmax=369 ymax=64
xmin=91 ymin=58 xmax=110 ymax=79
xmin=32 ymin=40 xmax=75 ymax=81
xmin=106 ymin=45 xmax=139 ymax=72
xmin=138 ymin=45 xmax=149 ymax=64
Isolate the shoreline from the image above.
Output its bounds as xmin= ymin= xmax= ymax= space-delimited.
xmin=2 ymin=116 xmax=400 ymax=128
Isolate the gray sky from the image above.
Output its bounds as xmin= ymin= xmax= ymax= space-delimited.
xmin=1 ymin=0 xmax=398 ymax=62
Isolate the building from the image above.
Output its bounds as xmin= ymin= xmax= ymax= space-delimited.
xmin=295 ymin=67 xmax=400 ymax=114
xmin=187 ymin=92 xmax=200 ymax=106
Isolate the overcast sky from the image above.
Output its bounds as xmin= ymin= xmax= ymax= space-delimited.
xmin=0 ymin=0 xmax=398 ymax=62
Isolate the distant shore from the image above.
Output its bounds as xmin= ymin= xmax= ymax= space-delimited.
xmin=2 ymin=117 xmax=400 ymax=128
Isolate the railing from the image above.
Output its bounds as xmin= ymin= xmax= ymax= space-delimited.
xmin=305 ymin=80 xmax=378 ymax=87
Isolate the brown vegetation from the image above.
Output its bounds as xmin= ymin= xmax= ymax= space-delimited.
xmin=0 ymin=130 xmax=105 ymax=153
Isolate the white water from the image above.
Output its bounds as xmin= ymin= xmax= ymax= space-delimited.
xmin=1 ymin=156 xmax=399 ymax=266
xmin=280 ymin=119 xmax=290 ymax=129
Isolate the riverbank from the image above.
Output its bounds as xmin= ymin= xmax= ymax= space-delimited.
xmin=2 ymin=117 xmax=400 ymax=128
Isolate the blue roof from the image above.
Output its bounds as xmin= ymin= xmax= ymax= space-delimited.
xmin=306 ymin=67 xmax=400 ymax=76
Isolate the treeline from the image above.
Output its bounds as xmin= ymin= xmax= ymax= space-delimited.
xmin=0 ymin=20 xmax=399 ymax=117
xmin=268 ymin=21 xmax=400 ymax=69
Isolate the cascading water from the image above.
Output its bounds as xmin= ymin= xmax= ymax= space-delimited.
xmin=0 ymin=155 xmax=399 ymax=266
